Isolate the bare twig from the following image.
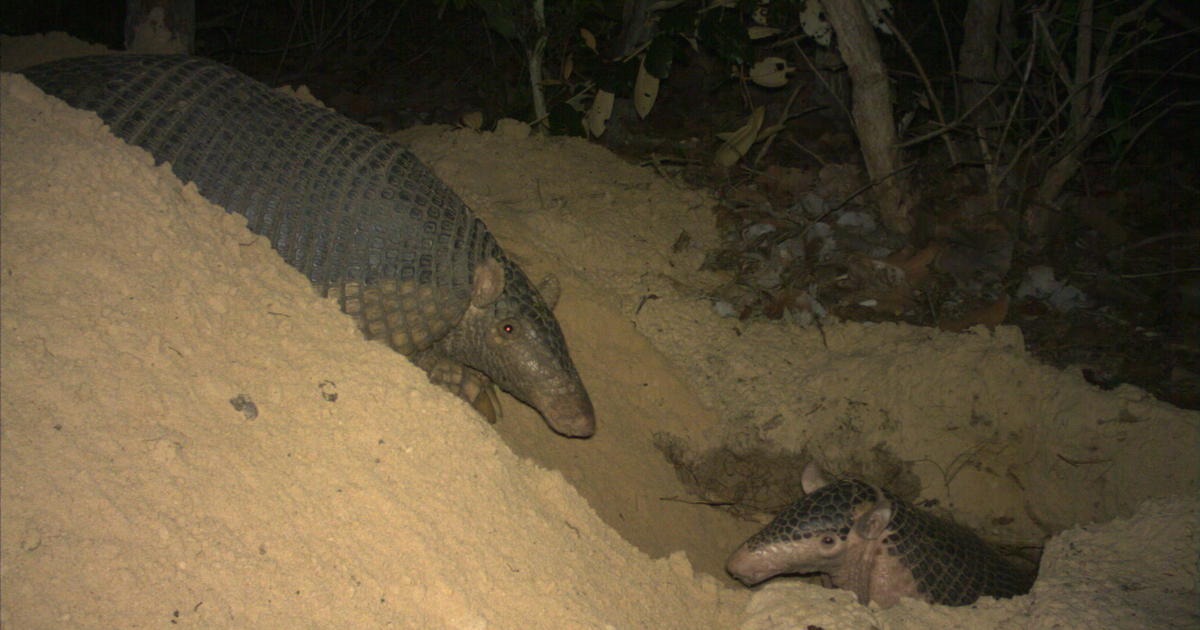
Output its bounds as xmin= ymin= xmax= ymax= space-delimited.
xmin=752 ymin=80 xmax=806 ymax=166
xmin=894 ymin=72 xmax=1015 ymax=149
xmin=877 ymin=11 xmax=959 ymax=164
xmin=784 ymin=135 xmax=829 ymax=166
xmin=1117 ymin=268 xmax=1200 ymax=279
xmin=1108 ymin=93 xmax=1179 ymax=170
xmin=931 ymin=0 xmax=958 ymax=113
xmin=793 ymin=42 xmax=853 ymax=125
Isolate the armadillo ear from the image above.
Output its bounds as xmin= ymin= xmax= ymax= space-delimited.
xmin=471 ymin=258 xmax=506 ymax=307
xmin=801 ymin=462 xmax=832 ymax=494
xmin=854 ymin=499 xmax=893 ymax=540
xmin=538 ymin=274 xmax=561 ymax=310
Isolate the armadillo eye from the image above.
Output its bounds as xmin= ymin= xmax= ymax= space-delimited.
xmin=500 ymin=322 xmax=517 ymax=335
xmin=820 ymin=535 xmax=836 ymax=546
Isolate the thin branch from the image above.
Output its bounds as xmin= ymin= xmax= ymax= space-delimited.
xmin=931 ymin=0 xmax=958 ymax=114
xmin=1073 ymin=0 xmax=1094 ymax=131
xmin=793 ymin=42 xmax=854 ymax=127
xmin=1113 ymin=99 xmax=1199 ymax=170
xmin=1089 ymin=0 xmax=1158 ymax=115
xmin=895 ymin=71 xmax=1018 ymax=149
xmin=752 ymin=79 xmax=806 ymax=166
xmin=877 ymin=11 xmax=958 ymax=163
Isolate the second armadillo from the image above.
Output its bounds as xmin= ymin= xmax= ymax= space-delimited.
xmin=726 ymin=464 xmax=1035 ymax=608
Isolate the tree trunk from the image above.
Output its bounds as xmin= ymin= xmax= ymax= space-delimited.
xmin=959 ymin=0 xmax=1003 ymax=124
xmin=125 ymin=0 xmax=194 ymax=54
xmin=821 ymin=0 xmax=914 ymax=234
xmin=528 ymin=0 xmax=549 ymax=134
xmin=614 ymin=0 xmax=653 ymax=58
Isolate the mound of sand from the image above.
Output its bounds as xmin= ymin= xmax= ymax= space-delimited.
xmin=2 ymin=35 xmax=1197 ymax=628
xmin=0 ymin=69 xmax=740 ymax=628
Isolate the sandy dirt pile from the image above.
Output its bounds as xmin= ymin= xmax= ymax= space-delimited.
xmin=403 ymin=122 xmax=1199 ymax=551
xmin=0 ymin=71 xmax=741 ymax=628
xmin=736 ymin=496 xmax=1197 ymax=630
xmin=2 ymin=34 xmax=1199 ymax=629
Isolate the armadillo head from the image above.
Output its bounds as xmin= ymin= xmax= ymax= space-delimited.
xmin=437 ymin=256 xmax=595 ymax=438
xmin=727 ymin=465 xmax=893 ymax=587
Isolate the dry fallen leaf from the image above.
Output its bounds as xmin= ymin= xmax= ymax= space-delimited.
xmin=460 ymin=111 xmax=483 ymax=131
xmin=714 ymin=106 xmax=765 ymax=167
xmin=747 ymin=26 xmax=783 ymax=39
xmin=585 ymin=89 xmax=614 ymax=137
xmin=634 ymin=56 xmax=660 ymax=119
xmin=749 ymin=57 xmax=793 ymax=88
xmin=886 ymin=244 xmax=940 ymax=288
xmin=580 ymin=28 xmax=596 ymax=53
xmin=843 ymin=253 xmax=917 ymax=316
xmin=939 ymin=295 xmax=1011 ymax=332
xmin=757 ymin=165 xmax=818 ymax=200
xmin=562 ymin=53 xmax=574 ymax=82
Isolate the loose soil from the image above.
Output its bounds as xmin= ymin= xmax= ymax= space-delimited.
xmin=1 ymin=33 xmax=1197 ymax=629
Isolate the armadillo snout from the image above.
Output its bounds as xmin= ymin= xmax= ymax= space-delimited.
xmin=534 ymin=389 xmax=595 ymax=438
xmin=726 ymin=543 xmax=793 ymax=586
